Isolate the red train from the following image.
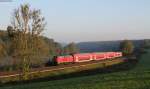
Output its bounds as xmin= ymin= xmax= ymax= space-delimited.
xmin=53 ymin=52 xmax=122 ymax=64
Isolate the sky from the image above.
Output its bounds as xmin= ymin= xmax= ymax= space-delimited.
xmin=0 ymin=0 xmax=150 ymax=43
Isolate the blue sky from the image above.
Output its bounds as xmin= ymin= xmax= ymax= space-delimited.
xmin=0 ymin=0 xmax=150 ymax=43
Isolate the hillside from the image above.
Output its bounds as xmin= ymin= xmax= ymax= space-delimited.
xmin=1 ymin=49 xmax=150 ymax=89
xmin=77 ymin=40 xmax=145 ymax=52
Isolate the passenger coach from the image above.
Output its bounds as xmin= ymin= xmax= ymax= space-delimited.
xmin=53 ymin=52 xmax=122 ymax=64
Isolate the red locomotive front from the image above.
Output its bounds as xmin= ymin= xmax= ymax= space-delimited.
xmin=55 ymin=55 xmax=74 ymax=64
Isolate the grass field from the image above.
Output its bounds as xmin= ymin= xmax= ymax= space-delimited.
xmin=1 ymin=49 xmax=150 ymax=89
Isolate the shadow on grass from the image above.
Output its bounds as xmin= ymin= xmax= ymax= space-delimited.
xmin=0 ymin=59 xmax=138 ymax=87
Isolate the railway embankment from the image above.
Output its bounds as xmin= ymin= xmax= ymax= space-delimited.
xmin=0 ymin=58 xmax=127 ymax=84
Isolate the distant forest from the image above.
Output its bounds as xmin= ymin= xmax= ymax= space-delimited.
xmin=77 ymin=40 xmax=149 ymax=53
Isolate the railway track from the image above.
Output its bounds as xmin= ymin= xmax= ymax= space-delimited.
xmin=0 ymin=58 xmax=124 ymax=79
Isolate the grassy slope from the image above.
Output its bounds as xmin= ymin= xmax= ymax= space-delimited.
xmin=1 ymin=50 xmax=150 ymax=89
xmin=133 ymin=50 xmax=150 ymax=71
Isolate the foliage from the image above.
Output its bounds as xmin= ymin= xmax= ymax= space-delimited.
xmin=42 ymin=37 xmax=62 ymax=58
xmin=63 ymin=42 xmax=79 ymax=55
xmin=142 ymin=39 xmax=150 ymax=49
xmin=9 ymin=4 xmax=48 ymax=80
xmin=0 ymin=30 xmax=61 ymax=70
xmin=0 ymin=4 xmax=62 ymax=73
xmin=0 ymin=39 xmax=7 ymax=58
xmin=120 ymin=40 xmax=134 ymax=56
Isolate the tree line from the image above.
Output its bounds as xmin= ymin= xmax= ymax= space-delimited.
xmin=0 ymin=30 xmax=79 ymax=69
xmin=120 ymin=39 xmax=150 ymax=56
xmin=0 ymin=4 xmax=79 ymax=76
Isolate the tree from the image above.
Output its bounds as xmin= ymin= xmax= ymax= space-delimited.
xmin=7 ymin=26 xmax=15 ymax=38
xmin=63 ymin=42 xmax=79 ymax=55
xmin=42 ymin=37 xmax=62 ymax=58
xmin=120 ymin=40 xmax=134 ymax=56
xmin=142 ymin=39 xmax=150 ymax=49
xmin=10 ymin=4 xmax=46 ymax=80
xmin=0 ymin=39 xmax=7 ymax=58
xmin=138 ymin=39 xmax=150 ymax=53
